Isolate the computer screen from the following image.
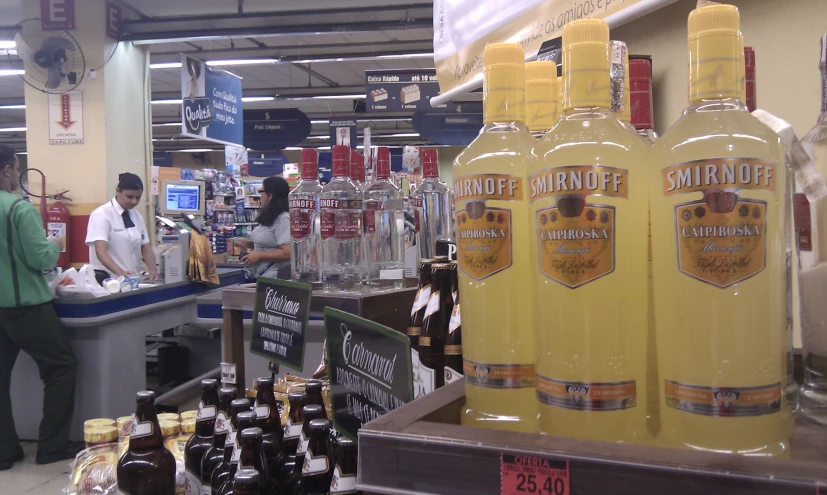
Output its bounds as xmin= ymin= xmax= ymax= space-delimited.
xmin=159 ymin=180 xmax=205 ymax=216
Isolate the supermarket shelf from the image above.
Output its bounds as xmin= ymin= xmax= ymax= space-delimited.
xmin=245 ymin=206 xmax=261 ymax=209
xmin=235 ymin=222 xmax=258 ymax=226
xmin=358 ymin=381 xmax=827 ymax=495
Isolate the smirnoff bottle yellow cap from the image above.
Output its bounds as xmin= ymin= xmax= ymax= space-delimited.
xmin=562 ymin=18 xmax=610 ymax=110
xmin=482 ymin=42 xmax=526 ymax=124
xmin=687 ymin=4 xmax=741 ymax=102
xmin=525 ymin=61 xmax=558 ymax=131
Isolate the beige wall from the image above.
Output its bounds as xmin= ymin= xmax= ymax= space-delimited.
xmin=612 ymin=0 xmax=827 ymax=138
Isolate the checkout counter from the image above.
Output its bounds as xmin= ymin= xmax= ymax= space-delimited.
xmin=9 ymin=196 xmax=247 ymax=441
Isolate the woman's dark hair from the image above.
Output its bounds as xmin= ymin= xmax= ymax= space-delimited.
xmin=255 ymin=176 xmax=289 ymax=227
xmin=117 ymin=172 xmax=143 ymax=191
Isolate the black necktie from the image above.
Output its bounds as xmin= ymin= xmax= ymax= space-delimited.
xmin=122 ymin=210 xmax=135 ymax=228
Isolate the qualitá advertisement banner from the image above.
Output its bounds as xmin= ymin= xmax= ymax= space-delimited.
xmin=181 ymin=54 xmax=244 ymax=147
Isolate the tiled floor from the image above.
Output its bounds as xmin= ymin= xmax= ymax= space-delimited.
xmin=0 ymin=442 xmax=71 ymax=494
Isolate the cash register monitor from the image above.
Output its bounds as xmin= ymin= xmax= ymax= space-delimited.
xmin=160 ymin=179 xmax=205 ymax=216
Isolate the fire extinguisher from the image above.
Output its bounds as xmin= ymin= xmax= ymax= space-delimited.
xmin=19 ymin=168 xmax=73 ymax=269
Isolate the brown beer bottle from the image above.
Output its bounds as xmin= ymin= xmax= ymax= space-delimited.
xmin=211 ymin=401 xmax=253 ymax=495
xmin=202 ymin=387 xmax=238 ymax=491
xmin=301 ymin=419 xmax=333 ymax=495
xmin=117 ymin=391 xmax=177 ymax=495
xmin=238 ymin=428 xmax=270 ymax=493
xmin=233 ymin=469 xmax=262 ymax=495
xmin=286 ymin=404 xmax=327 ymax=495
xmin=304 ymin=380 xmax=327 ymax=419
xmin=329 ymin=437 xmax=359 ymax=495
xmin=217 ymin=411 xmax=258 ymax=495
xmin=444 ymin=261 xmax=463 ymax=385
xmin=417 ymin=263 xmax=453 ymax=397
xmin=254 ymin=377 xmax=285 ymax=492
xmin=281 ymin=392 xmax=306 ymax=488
xmin=407 ymin=259 xmax=435 ymax=349
xmin=185 ymin=379 xmax=220 ymax=494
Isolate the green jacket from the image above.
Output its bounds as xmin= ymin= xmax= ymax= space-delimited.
xmin=0 ymin=190 xmax=59 ymax=308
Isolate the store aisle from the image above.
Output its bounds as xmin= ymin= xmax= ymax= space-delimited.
xmin=0 ymin=442 xmax=70 ymax=493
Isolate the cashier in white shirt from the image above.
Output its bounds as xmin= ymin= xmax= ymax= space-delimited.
xmin=86 ymin=173 xmax=158 ymax=284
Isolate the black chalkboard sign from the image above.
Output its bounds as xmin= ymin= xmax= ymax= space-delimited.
xmin=250 ymin=277 xmax=312 ymax=372
xmin=324 ymin=308 xmax=413 ymax=441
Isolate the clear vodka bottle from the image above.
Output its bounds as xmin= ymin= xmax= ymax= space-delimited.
xmin=415 ymin=148 xmax=454 ymax=260
xmin=363 ymin=147 xmax=405 ymax=291
xmin=320 ymin=145 xmax=363 ymax=292
xmin=350 ymin=149 xmax=366 ymax=192
xmin=289 ymin=148 xmax=322 ymax=284
xmin=799 ymin=33 xmax=827 ymax=425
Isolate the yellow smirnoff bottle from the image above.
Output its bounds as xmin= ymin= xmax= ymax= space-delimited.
xmin=525 ymin=61 xmax=559 ymax=138
xmin=529 ymin=19 xmax=650 ymax=443
xmin=453 ymin=42 xmax=538 ymax=433
xmin=650 ymin=4 xmax=792 ymax=456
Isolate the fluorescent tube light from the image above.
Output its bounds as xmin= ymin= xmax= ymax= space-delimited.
xmin=173 ymin=148 xmax=218 ymax=152
xmin=207 ymin=59 xmax=277 ymax=66
xmin=149 ymin=62 xmax=182 ymax=69
xmin=152 ymin=122 xmax=181 ymax=127
xmin=151 ymin=99 xmax=181 ymax=105
xmin=0 ymin=127 xmax=26 ymax=132
xmin=241 ymin=96 xmax=274 ymax=102
xmin=0 ymin=41 xmax=15 ymax=49
xmin=0 ymin=104 xmax=25 ymax=110
xmin=0 ymin=70 xmax=24 ymax=76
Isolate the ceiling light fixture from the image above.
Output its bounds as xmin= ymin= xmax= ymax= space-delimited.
xmin=241 ymin=96 xmax=275 ymax=102
xmin=149 ymin=62 xmax=182 ymax=69
xmin=284 ymin=94 xmax=363 ymax=101
xmin=152 ymin=122 xmax=181 ymax=127
xmin=151 ymin=99 xmax=181 ymax=105
xmin=0 ymin=41 xmax=15 ymax=49
xmin=291 ymin=53 xmax=432 ymax=64
xmin=0 ymin=104 xmax=25 ymax=110
xmin=0 ymin=127 xmax=26 ymax=132
xmin=208 ymin=59 xmax=278 ymax=66
xmin=0 ymin=69 xmax=25 ymax=76
xmin=173 ymin=148 xmax=218 ymax=152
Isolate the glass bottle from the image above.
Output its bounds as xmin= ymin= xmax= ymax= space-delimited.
xmin=530 ymin=19 xmax=650 ymax=443
xmin=349 ymin=149 xmax=366 ymax=191
xmin=282 ymin=392 xmax=306 ymax=463
xmin=453 ymin=42 xmax=538 ymax=433
xmin=799 ymin=33 xmax=827 ymax=426
xmin=117 ymin=391 xmax=177 ymax=495
xmin=414 ymin=149 xmax=454 ymax=261
xmin=202 ymin=387 xmax=238 ymax=494
xmin=285 ymin=405 xmax=327 ymax=495
xmin=363 ymin=146 xmax=405 ymax=290
xmin=611 ymin=40 xmax=649 ymax=145
xmin=444 ymin=262 xmax=463 ymax=385
xmin=329 ymin=437 xmax=358 ymax=495
xmin=744 ymin=46 xmax=757 ymax=112
xmin=238 ymin=428 xmax=269 ymax=494
xmin=301 ymin=419 xmax=333 ymax=495
xmin=290 ymin=148 xmax=323 ymax=284
xmin=233 ymin=469 xmax=261 ymax=495
xmin=217 ymin=411 xmax=258 ymax=495
xmin=321 ymin=145 xmax=363 ymax=292
xmin=304 ymin=380 xmax=327 ymax=418
xmin=416 ymin=263 xmax=453 ymax=397
xmin=525 ymin=60 xmax=559 ymax=138
xmin=211 ymin=402 xmax=254 ymax=495
xmin=650 ymin=4 xmax=791 ymax=456
xmin=254 ymin=377 xmax=285 ymax=492
xmin=185 ymin=379 xmax=220 ymax=495
xmin=629 ymin=55 xmax=657 ymax=143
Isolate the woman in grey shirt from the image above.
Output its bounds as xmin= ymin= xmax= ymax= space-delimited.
xmin=238 ymin=176 xmax=291 ymax=278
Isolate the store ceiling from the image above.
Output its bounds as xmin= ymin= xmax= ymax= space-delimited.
xmin=0 ymin=1 xmax=436 ymax=153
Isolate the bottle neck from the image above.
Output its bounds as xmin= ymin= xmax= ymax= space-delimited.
xmin=820 ymin=67 xmax=827 ymax=121
xmin=563 ymin=44 xmax=610 ymax=111
xmin=688 ymin=33 xmax=741 ymax=103
xmin=483 ymin=67 xmax=526 ymax=124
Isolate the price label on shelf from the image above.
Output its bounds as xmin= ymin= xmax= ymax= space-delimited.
xmin=501 ymin=454 xmax=569 ymax=495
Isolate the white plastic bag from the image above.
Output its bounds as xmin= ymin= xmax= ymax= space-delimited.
xmin=56 ymin=265 xmax=110 ymax=298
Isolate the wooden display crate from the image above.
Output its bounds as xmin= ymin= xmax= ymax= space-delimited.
xmin=358 ymin=381 xmax=827 ymax=495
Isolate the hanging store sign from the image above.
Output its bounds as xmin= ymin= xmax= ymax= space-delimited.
xmin=329 ymin=118 xmax=357 ymax=149
xmin=180 ymin=55 xmax=244 ymax=147
xmin=40 ymin=0 xmax=75 ymax=30
xmin=412 ymin=102 xmax=483 ymax=146
xmin=105 ymin=2 xmax=122 ymax=39
xmin=366 ymin=69 xmax=442 ymax=112
xmin=325 ymin=308 xmax=414 ymax=441
xmin=48 ymin=91 xmax=83 ymax=145
xmin=432 ymin=0 xmax=676 ymax=106
xmin=250 ymin=277 xmax=313 ymax=372
xmin=244 ymin=109 xmax=311 ymax=151
xmin=248 ymin=153 xmax=288 ymax=178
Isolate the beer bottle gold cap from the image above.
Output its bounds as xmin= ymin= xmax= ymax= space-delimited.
xmin=84 ymin=418 xmax=116 ymax=430
xmin=181 ymin=418 xmax=196 ymax=434
xmin=483 ymin=42 xmax=526 ymax=124
xmin=525 ymin=61 xmax=558 ymax=132
xmin=84 ymin=425 xmax=118 ymax=444
xmin=687 ymin=4 xmax=741 ymax=101
xmin=562 ymin=19 xmax=610 ymax=110
xmin=180 ymin=410 xmax=198 ymax=421
xmin=159 ymin=419 xmax=181 ymax=438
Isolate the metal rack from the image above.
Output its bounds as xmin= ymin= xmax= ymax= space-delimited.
xmin=358 ymin=381 xmax=827 ymax=495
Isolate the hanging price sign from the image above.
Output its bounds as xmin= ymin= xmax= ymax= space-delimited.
xmin=501 ymin=454 xmax=569 ymax=495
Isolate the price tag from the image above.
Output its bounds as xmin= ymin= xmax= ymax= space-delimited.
xmin=501 ymin=454 xmax=569 ymax=495
xmin=221 ymin=362 xmax=236 ymax=384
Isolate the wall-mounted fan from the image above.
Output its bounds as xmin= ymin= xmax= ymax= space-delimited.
xmin=14 ymin=19 xmax=85 ymax=93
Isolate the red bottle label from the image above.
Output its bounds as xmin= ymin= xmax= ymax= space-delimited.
xmin=320 ymin=211 xmax=335 ymax=240
xmin=363 ymin=200 xmax=379 ymax=234
xmin=335 ymin=212 xmax=361 ymax=240
xmin=290 ymin=210 xmax=312 ymax=240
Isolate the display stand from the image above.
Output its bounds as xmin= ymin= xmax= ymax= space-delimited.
xmin=358 ymin=381 xmax=827 ymax=495
xmin=220 ymin=285 xmax=417 ymax=392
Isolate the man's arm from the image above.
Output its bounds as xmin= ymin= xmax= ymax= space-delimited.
xmin=15 ymin=205 xmax=59 ymax=271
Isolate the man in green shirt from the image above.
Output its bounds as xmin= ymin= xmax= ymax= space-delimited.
xmin=0 ymin=145 xmax=79 ymax=470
